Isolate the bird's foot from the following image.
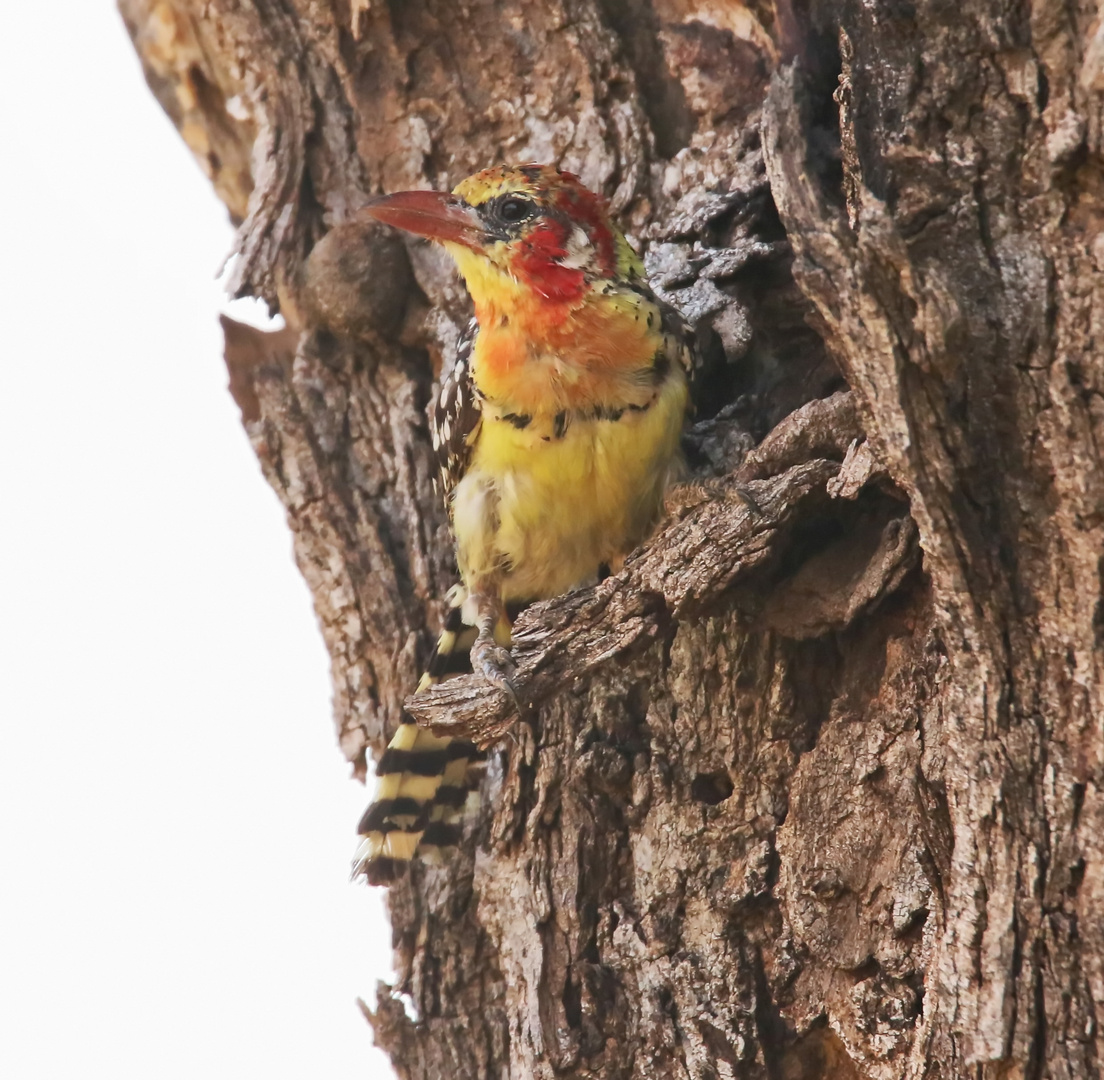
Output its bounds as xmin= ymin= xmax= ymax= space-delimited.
xmin=470 ymin=632 xmax=519 ymax=707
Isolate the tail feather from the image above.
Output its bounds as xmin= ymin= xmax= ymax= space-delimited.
xmin=417 ymin=754 xmax=477 ymax=861
xmin=352 ymin=599 xmax=486 ymax=885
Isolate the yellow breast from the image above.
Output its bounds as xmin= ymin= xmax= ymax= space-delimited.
xmin=451 ymin=373 xmax=688 ymax=602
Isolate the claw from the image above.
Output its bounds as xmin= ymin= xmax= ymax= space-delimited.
xmin=471 ymin=633 xmax=520 ymax=706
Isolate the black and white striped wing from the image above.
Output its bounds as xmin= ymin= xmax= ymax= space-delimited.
xmin=430 ymin=317 xmax=482 ymax=511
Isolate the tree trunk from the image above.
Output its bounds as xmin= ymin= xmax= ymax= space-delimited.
xmin=119 ymin=1 xmax=1104 ymax=1076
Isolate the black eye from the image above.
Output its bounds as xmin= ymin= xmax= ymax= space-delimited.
xmin=497 ymin=197 xmax=531 ymax=223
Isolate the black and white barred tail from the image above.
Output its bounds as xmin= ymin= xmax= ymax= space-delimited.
xmin=351 ymin=600 xmax=484 ymax=885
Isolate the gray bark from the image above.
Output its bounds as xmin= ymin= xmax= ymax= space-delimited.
xmin=120 ymin=1 xmax=1104 ymax=1076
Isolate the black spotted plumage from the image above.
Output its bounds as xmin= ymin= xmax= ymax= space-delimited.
xmin=431 ymin=317 xmax=483 ymax=510
xmin=354 ymin=163 xmax=696 ymax=887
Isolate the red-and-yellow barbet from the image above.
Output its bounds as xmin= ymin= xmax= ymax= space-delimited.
xmin=352 ymin=164 xmax=692 ymax=884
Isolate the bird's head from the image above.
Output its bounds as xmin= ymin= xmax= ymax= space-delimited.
xmin=364 ymin=164 xmax=642 ymax=316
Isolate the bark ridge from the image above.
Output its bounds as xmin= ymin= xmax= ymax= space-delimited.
xmin=121 ymin=1 xmax=1104 ymax=1076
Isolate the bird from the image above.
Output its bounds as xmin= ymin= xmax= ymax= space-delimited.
xmin=351 ymin=163 xmax=692 ymax=884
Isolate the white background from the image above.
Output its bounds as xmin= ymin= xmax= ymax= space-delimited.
xmin=0 ymin=5 xmax=397 ymax=1077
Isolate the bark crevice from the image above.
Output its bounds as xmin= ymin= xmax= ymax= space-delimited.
xmin=122 ymin=1 xmax=1104 ymax=1075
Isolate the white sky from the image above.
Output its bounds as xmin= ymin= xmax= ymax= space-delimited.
xmin=0 ymin=5 xmax=397 ymax=1078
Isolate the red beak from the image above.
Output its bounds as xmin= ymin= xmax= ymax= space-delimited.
xmin=362 ymin=190 xmax=485 ymax=248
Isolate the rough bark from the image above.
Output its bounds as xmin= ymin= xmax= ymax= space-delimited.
xmin=120 ymin=1 xmax=1104 ymax=1077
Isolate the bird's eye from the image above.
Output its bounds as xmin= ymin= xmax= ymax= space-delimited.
xmin=497 ymin=197 xmax=531 ymax=223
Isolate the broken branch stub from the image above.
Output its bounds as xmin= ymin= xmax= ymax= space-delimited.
xmin=407 ymin=458 xmax=846 ymax=743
